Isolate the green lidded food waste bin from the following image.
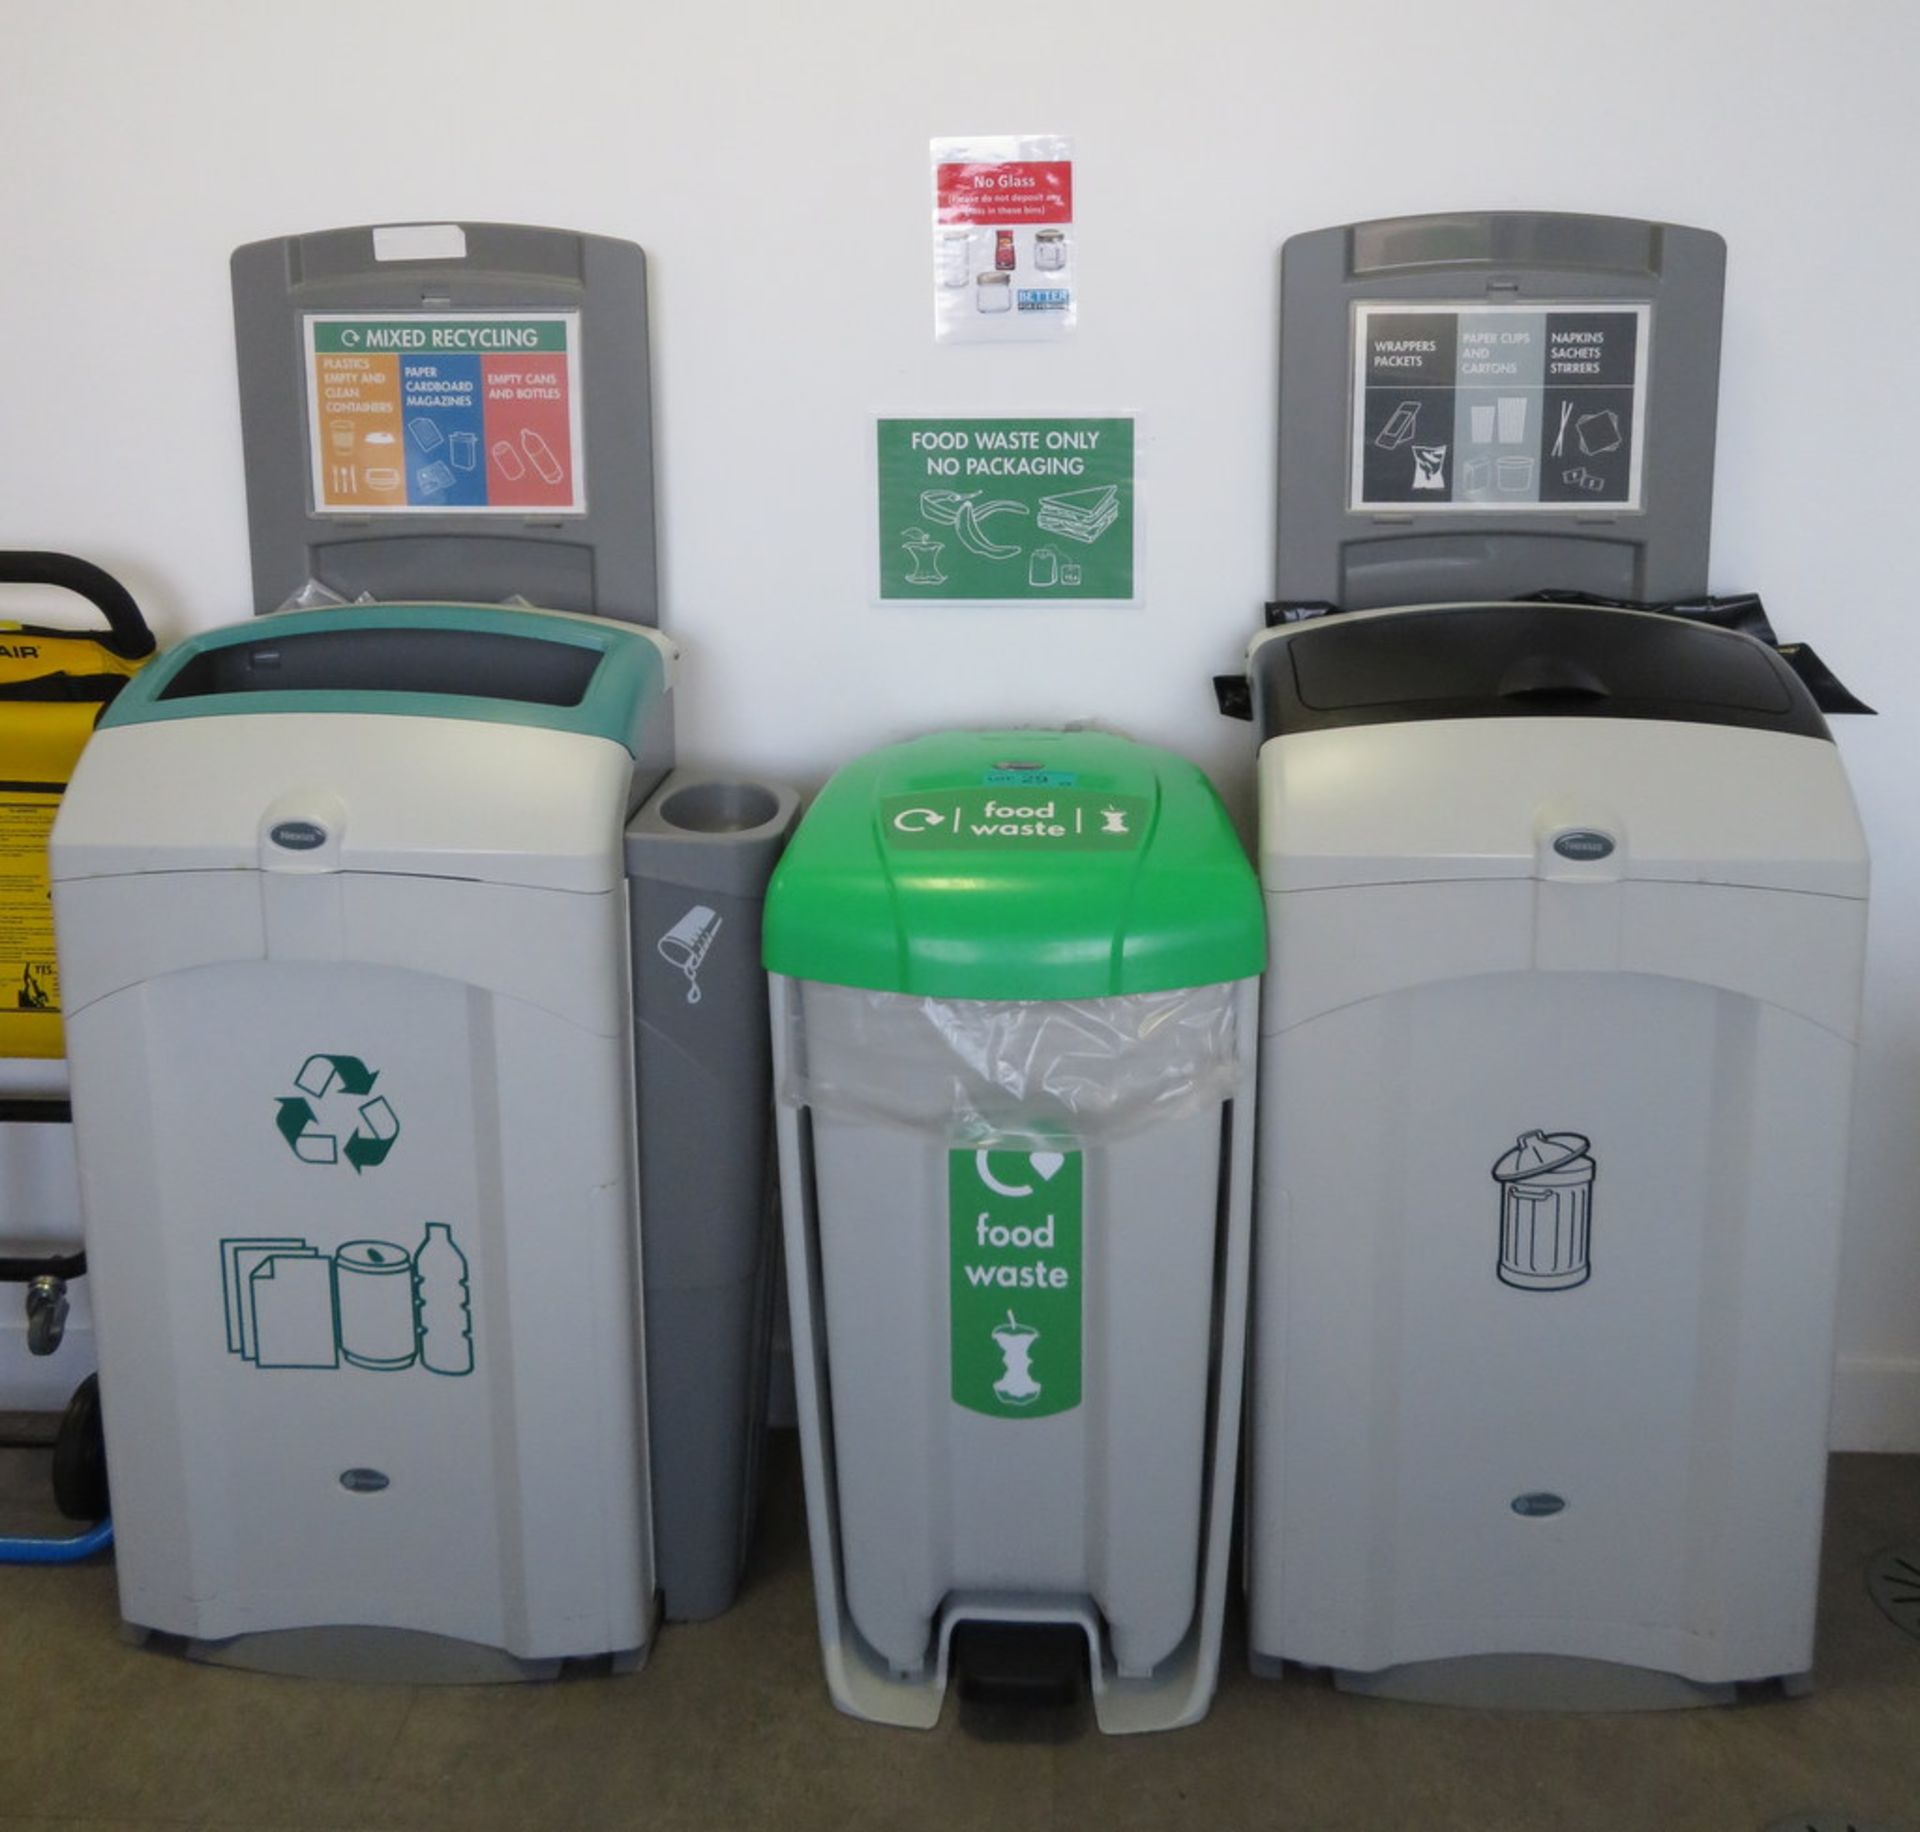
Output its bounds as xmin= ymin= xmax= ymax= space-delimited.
xmin=765 ymin=730 xmax=1264 ymax=1733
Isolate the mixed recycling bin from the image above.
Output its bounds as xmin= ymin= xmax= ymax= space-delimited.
xmin=765 ymin=730 xmax=1265 ymax=1733
xmin=50 ymin=602 xmax=792 ymax=1676
xmin=1240 ymin=602 xmax=1869 ymax=1707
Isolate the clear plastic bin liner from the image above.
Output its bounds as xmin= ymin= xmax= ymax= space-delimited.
xmin=782 ymin=979 xmax=1247 ymax=1140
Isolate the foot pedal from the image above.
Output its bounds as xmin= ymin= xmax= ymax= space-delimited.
xmin=949 ymin=1621 xmax=1088 ymax=1712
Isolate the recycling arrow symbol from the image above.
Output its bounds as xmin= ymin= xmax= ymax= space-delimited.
xmin=275 ymin=1054 xmax=400 ymax=1173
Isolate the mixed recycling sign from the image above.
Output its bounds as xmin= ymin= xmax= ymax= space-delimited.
xmin=304 ymin=311 xmax=585 ymax=515
xmin=1350 ymin=303 xmax=1649 ymax=511
xmin=877 ymin=416 xmax=1134 ymax=601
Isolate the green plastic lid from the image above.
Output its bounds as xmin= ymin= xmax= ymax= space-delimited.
xmin=764 ymin=731 xmax=1264 ymax=999
xmin=100 ymin=603 xmax=669 ymax=757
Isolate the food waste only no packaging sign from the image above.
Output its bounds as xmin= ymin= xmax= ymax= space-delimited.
xmin=877 ymin=417 xmax=1134 ymax=601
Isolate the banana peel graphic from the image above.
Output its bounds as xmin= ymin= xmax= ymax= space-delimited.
xmin=920 ymin=489 xmax=1029 ymax=560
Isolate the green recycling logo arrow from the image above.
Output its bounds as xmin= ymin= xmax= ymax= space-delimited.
xmin=274 ymin=1053 xmax=400 ymax=1174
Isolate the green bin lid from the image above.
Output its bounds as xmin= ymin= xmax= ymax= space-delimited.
xmin=763 ymin=731 xmax=1264 ymax=999
xmin=100 ymin=603 xmax=669 ymax=757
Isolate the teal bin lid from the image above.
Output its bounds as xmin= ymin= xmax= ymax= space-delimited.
xmin=764 ymin=731 xmax=1265 ymax=1000
xmin=100 ymin=602 xmax=668 ymax=756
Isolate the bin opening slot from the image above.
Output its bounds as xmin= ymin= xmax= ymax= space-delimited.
xmin=1287 ymin=604 xmax=1794 ymax=717
xmin=157 ymin=627 xmax=599 ymax=708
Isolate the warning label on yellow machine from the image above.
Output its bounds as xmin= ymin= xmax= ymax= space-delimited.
xmin=0 ymin=795 xmax=62 ymax=1024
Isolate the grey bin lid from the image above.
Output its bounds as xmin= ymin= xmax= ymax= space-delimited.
xmin=1493 ymin=1131 xmax=1592 ymax=1181
xmin=1274 ymin=211 xmax=1727 ymax=608
xmin=1249 ymin=603 xmax=1830 ymax=744
xmin=231 ymin=221 xmax=657 ymax=622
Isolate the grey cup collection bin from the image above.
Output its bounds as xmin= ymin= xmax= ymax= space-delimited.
xmin=626 ymin=771 xmax=802 ymax=1621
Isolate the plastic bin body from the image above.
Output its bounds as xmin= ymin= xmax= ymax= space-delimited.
xmin=796 ymin=983 xmax=1226 ymax=1677
xmin=624 ymin=773 xmax=800 ymax=1621
xmin=49 ymin=604 xmax=674 ymax=1676
xmin=764 ymin=730 xmax=1265 ymax=1733
xmin=1243 ymin=604 xmax=1869 ymax=1705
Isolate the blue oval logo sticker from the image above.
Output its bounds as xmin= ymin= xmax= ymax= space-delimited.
xmin=1512 ymin=1491 xmax=1567 ymax=1518
xmin=1552 ymin=830 xmax=1615 ymax=862
xmin=270 ymin=820 xmax=328 ymax=851
xmin=339 ymin=1468 xmax=390 ymax=1494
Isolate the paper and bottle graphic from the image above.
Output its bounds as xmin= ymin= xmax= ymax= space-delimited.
xmin=219 ymin=1223 xmax=475 ymax=1374
xmin=950 ymin=1144 xmax=1081 ymax=1418
xmin=1492 ymin=1130 xmax=1595 ymax=1291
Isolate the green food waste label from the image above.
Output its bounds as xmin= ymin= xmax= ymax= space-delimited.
xmin=882 ymin=789 xmax=1146 ymax=850
xmin=951 ymin=1145 xmax=1082 ymax=1419
xmin=878 ymin=417 xmax=1134 ymax=600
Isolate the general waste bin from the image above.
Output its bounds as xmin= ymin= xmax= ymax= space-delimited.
xmin=1241 ymin=602 xmax=1869 ymax=1707
xmin=765 ymin=731 xmax=1264 ymax=1733
xmin=48 ymin=601 xmax=731 ymax=1678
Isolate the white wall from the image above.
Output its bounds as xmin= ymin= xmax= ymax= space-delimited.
xmin=4 ymin=0 xmax=1917 ymax=1441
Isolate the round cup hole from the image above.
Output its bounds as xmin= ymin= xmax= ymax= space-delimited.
xmin=657 ymin=781 xmax=780 ymax=835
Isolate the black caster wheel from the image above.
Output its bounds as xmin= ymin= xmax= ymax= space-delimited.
xmin=51 ymin=1373 xmax=108 ymax=1522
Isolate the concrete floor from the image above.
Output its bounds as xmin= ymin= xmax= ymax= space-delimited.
xmin=0 ymin=1436 xmax=1916 ymax=1832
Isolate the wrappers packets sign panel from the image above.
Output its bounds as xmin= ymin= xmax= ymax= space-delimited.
xmin=877 ymin=417 xmax=1135 ymax=601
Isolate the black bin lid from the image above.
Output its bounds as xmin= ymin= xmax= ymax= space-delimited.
xmin=1251 ymin=602 xmax=1830 ymax=744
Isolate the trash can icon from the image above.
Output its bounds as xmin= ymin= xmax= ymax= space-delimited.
xmin=1492 ymin=1130 xmax=1594 ymax=1291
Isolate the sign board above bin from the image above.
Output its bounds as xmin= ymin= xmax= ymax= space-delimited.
xmin=232 ymin=222 xmax=657 ymax=623
xmin=1277 ymin=211 xmax=1726 ymax=609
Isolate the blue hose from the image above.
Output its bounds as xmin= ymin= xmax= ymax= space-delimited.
xmin=0 ymin=1518 xmax=112 ymax=1564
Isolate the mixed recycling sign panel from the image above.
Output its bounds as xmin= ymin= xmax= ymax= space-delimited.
xmin=1350 ymin=303 xmax=1649 ymax=512
xmin=304 ymin=311 xmax=585 ymax=515
xmin=877 ymin=416 xmax=1134 ymax=601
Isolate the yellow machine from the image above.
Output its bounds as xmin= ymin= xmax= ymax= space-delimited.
xmin=0 ymin=555 xmax=154 ymax=1060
